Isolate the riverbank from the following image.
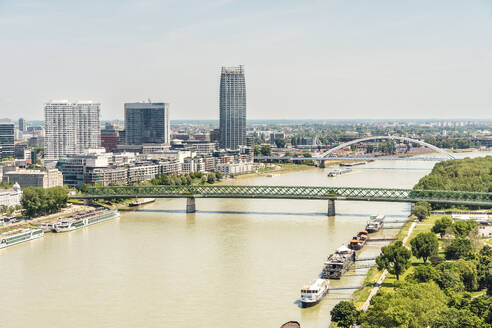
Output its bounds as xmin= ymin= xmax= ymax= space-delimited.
xmin=233 ymin=163 xmax=317 ymax=180
xmin=0 ymin=204 xmax=95 ymax=234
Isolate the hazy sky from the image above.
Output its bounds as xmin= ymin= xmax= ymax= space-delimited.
xmin=1 ymin=0 xmax=491 ymax=120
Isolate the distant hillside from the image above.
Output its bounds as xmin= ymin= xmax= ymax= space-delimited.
xmin=414 ymin=156 xmax=492 ymax=193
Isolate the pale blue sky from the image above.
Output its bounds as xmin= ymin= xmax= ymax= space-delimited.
xmin=1 ymin=0 xmax=491 ymax=120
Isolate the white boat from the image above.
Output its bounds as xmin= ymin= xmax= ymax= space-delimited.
xmin=365 ymin=215 xmax=385 ymax=233
xmin=0 ymin=228 xmax=44 ymax=249
xmin=300 ymin=278 xmax=330 ymax=307
xmin=54 ymin=209 xmax=120 ymax=233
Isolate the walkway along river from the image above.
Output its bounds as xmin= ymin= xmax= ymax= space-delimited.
xmin=0 ymin=153 xmax=488 ymax=328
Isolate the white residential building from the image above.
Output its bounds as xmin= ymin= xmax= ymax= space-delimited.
xmin=0 ymin=183 xmax=22 ymax=207
xmin=44 ymin=100 xmax=100 ymax=160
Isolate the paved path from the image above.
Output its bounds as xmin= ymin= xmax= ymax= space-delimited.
xmin=361 ymin=220 xmax=417 ymax=312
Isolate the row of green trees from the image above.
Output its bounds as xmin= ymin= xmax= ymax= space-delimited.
xmin=149 ymin=171 xmax=224 ymax=186
xmin=253 ymin=144 xmax=272 ymax=156
xmin=414 ymin=156 xmax=492 ymax=193
xmin=21 ymin=186 xmax=69 ymax=218
xmin=424 ymin=136 xmax=481 ymax=149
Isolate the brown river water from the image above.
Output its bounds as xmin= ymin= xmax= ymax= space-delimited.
xmin=1 ymin=153 xmax=489 ymax=328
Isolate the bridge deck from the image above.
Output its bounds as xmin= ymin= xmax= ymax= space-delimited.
xmin=72 ymin=185 xmax=492 ymax=207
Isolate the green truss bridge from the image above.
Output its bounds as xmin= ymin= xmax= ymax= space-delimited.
xmin=72 ymin=185 xmax=492 ymax=215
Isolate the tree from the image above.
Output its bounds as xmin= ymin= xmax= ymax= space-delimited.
xmin=413 ymin=201 xmax=431 ymax=221
xmin=414 ymin=156 xmax=492 ymax=193
xmin=477 ymin=245 xmax=492 ymax=291
xmin=431 ymin=308 xmax=485 ymax=328
xmin=360 ymin=282 xmax=448 ymax=328
xmin=455 ymin=260 xmax=479 ymax=292
xmin=253 ymin=145 xmax=261 ymax=156
xmin=21 ymin=186 xmax=68 ymax=218
xmin=452 ymin=220 xmax=478 ymax=238
xmin=376 ymin=241 xmax=412 ymax=280
xmin=330 ymin=301 xmax=359 ymax=328
xmin=407 ymin=264 xmax=438 ymax=283
xmin=432 ymin=216 xmax=453 ymax=237
xmin=468 ymin=294 xmax=492 ymax=322
xmin=274 ymin=138 xmax=286 ymax=148
xmin=445 ymin=238 xmax=473 ymax=260
xmin=435 ymin=262 xmax=465 ymax=292
xmin=207 ymin=172 xmax=216 ymax=184
xmin=410 ymin=232 xmax=439 ymax=263
xmin=260 ymin=145 xmax=271 ymax=156
xmin=215 ymin=170 xmax=224 ymax=180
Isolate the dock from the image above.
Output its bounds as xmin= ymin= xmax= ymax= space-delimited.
xmin=367 ymin=237 xmax=397 ymax=242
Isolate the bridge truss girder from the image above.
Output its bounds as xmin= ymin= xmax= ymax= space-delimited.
xmin=73 ymin=185 xmax=492 ymax=207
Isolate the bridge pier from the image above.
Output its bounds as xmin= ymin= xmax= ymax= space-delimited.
xmin=319 ymin=160 xmax=326 ymax=168
xmin=186 ymin=197 xmax=196 ymax=213
xmin=327 ymin=199 xmax=335 ymax=216
xmin=84 ymin=199 xmax=94 ymax=206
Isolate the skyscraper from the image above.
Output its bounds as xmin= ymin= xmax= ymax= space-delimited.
xmin=44 ymin=100 xmax=100 ymax=160
xmin=0 ymin=120 xmax=15 ymax=160
xmin=219 ymin=65 xmax=246 ymax=150
xmin=124 ymin=102 xmax=170 ymax=145
xmin=18 ymin=118 xmax=26 ymax=132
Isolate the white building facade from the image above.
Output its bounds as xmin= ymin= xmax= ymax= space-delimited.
xmin=44 ymin=100 xmax=100 ymax=160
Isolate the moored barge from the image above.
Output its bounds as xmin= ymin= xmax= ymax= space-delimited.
xmin=365 ymin=215 xmax=385 ymax=233
xmin=349 ymin=230 xmax=369 ymax=250
xmin=321 ymin=245 xmax=356 ymax=279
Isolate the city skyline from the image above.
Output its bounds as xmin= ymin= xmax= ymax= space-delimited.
xmin=1 ymin=1 xmax=491 ymax=120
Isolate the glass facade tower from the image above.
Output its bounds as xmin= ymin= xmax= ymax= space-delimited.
xmin=124 ymin=102 xmax=170 ymax=145
xmin=219 ymin=65 xmax=246 ymax=150
xmin=0 ymin=120 xmax=14 ymax=160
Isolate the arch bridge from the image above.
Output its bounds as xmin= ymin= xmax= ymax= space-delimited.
xmin=319 ymin=135 xmax=456 ymax=160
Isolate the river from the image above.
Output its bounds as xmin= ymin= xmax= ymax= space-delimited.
xmin=0 ymin=152 xmax=490 ymax=328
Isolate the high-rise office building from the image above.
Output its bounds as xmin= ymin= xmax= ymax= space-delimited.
xmin=0 ymin=120 xmax=15 ymax=160
xmin=18 ymin=118 xmax=26 ymax=132
xmin=44 ymin=100 xmax=100 ymax=160
xmin=124 ymin=102 xmax=170 ymax=145
xmin=219 ymin=65 xmax=246 ymax=150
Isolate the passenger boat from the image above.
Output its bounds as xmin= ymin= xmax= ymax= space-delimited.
xmin=300 ymin=278 xmax=330 ymax=307
xmin=0 ymin=228 xmax=44 ymax=249
xmin=365 ymin=215 xmax=385 ymax=233
xmin=54 ymin=209 xmax=119 ymax=233
xmin=321 ymin=245 xmax=356 ymax=279
xmin=129 ymin=198 xmax=156 ymax=207
xmin=349 ymin=230 xmax=369 ymax=250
